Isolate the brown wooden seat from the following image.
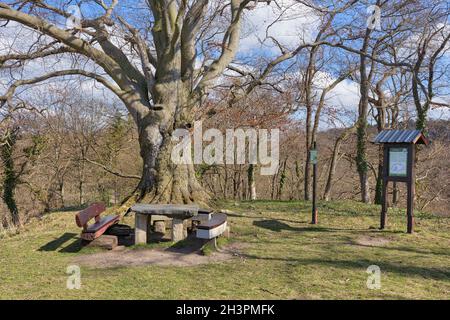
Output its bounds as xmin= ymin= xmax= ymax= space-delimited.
xmin=75 ymin=203 xmax=120 ymax=241
xmin=196 ymin=213 xmax=227 ymax=239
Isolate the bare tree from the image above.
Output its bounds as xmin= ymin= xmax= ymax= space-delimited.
xmin=410 ymin=19 xmax=450 ymax=130
xmin=0 ymin=0 xmax=274 ymax=206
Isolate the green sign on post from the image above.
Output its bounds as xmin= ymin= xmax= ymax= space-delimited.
xmin=389 ymin=147 xmax=408 ymax=177
xmin=310 ymin=149 xmax=318 ymax=164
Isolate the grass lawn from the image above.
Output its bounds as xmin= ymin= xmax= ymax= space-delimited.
xmin=0 ymin=200 xmax=448 ymax=299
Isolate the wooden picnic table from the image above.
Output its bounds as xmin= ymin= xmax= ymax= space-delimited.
xmin=130 ymin=204 xmax=199 ymax=244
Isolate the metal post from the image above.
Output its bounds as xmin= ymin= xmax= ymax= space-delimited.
xmin=311 ymin=141 xmax=318 ymax=224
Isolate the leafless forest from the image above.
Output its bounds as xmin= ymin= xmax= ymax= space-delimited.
xmin=1 ymin=0 xmax=449 ymax=229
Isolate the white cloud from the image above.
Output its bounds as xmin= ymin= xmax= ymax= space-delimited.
xmin=0 ymin=21 xmax=120 ymax=106
xmin=326 ymin=79 xmax=361 ymax=110
xmin=239 ymin=0 xmax=319 ymax=54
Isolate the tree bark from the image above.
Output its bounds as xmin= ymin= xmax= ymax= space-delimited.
xmin=323 ymin=126 xmax=355 ymax=201
xmin=58 ymin=180 xmax=65 ymax=208
xmin=323 ymin=139 xmax=341 ymax=201
xmin=304 ymin=146 xmax=311 ymax=201
xmin=133 ymin=73 xmax=210 ymax=206
xmin=278 ymin=158 xmax=288 ymax=200
xmin=1 ymin=128 xmax=20 ymax=227
xmin=356 ymin=27 xmax=373 ymax=204
xmin=136 ymin=123 xmax=209 ymax=206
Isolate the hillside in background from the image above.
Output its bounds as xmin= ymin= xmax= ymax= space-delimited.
xmin=1 ymin=116 xmax=449 ymax=229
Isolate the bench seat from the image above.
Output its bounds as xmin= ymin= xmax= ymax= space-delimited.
xmin=85 ymin=215 xmax=119 ymax=233
xmin=196 ymin=213 xmax=227 ymax=239
xmin=81 ymin=215 xmax=120 ymax=241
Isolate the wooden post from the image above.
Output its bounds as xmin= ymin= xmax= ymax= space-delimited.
xmin=380 ymin=145 xmax=388 ymax=229
xmin=380 ymin=180 xmax=388 ymax=229
xmin=406 ymin=145 xmax=415 ymax=234
xmin=373 ymin=130 xmax=429 ymax=234
xmin=311 ymin=141 xmax=318 ymax=224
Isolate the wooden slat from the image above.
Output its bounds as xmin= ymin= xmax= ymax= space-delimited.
xmin=75 ymin=203 xmax=106 ymax=227
xmin=85 ymin=215 xmax=119 ymax=233
xmin=80 ymin=215 xmax=120 ymax=241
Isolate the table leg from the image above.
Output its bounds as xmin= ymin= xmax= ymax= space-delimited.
xmin=172 ymin=219 xmax=185 ymax=242
xmin=135 ymin=213 xmax=148 ymax=244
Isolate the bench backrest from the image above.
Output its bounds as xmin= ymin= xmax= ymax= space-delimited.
xmin=75 ymin=203 xmax=106 ymax=228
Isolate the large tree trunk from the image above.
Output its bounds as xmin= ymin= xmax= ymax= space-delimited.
xmin=132 ymin=75 xmax=210 ymax=206
xmin=356 ymin=28 xmax=372 ymax=204
xmin=137 ymin=133 xmax=208 ymax=205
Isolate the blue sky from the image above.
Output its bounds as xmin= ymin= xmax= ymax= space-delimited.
xmin=1 ymin=0 xmax=449 ymax=128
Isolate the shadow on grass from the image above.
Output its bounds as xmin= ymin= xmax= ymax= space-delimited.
xmin=38 ymin=232 xmax=84 ymax=253
xmin=253 ymin=219 xmax=332 ymax=233
xmin=227 ymin=213 xmax=309 ymax=225
xmin=387 ymin=246 xmax=450 ymax=257
xmin=240 ymin=254 xmax=450 ymax=281
xmin=38 ymin=233 xmax=78 ymax=251
xmin=351 ymin=241 xmax=450 ymax=257
xmin=166 ymin=235 xmax=207 ymax=254
xmin=253 ymin=219 xmax=404 ymax=235
xmin=59 ymin=239 xmax=84 ymax=253
xmin=318 ymin=203 xmax=378 ymax=217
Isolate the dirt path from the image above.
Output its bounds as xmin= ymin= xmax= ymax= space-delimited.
xmin=353 ymin=235 xmax=391 ymax=247
xmin=73 ymin=242 xmax=243 ymax=268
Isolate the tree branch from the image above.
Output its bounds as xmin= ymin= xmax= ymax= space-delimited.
xmin=84 ymin=158 xmax=141 ymax=180
xmin=0 ymin=69 xmax=124 ymax=106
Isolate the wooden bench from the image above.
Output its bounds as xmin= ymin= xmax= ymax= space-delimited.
xmin=75 ymin=203 xmax=120 ymax=241
xmin=196 ymin=212 xmax=228 ymax=240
